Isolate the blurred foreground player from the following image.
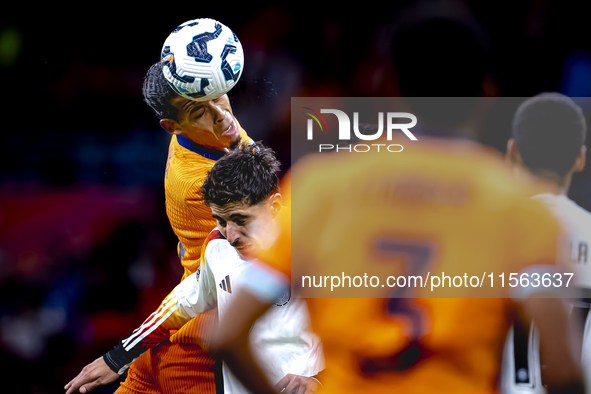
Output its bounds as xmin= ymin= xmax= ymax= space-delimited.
xmin=209 ymin=10 xmax=583 ymax=394
xmin=65 ymin=61 xmax=253 ymax=394
xmin=68 ymin=143 xmax=324 ymax=394
xmin=212 ymin=141 xmax=584 ymax=394
xmin=501 ymin=93 xmax=590 ymax=394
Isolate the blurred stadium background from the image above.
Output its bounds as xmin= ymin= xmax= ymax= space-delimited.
xmin=1 ymin=2 xmax=591 ymax=393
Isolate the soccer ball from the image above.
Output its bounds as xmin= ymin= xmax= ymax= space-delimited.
xmin=160 ymin=18 xmax=244 ymax=101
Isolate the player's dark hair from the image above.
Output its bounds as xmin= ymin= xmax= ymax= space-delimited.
xmin=512 ymin=92 xmax=587 ymax=177
xmin=142 ymin=62 xmax=179 ymax=121
xmin=201 ymin=142 xmax=281 ymax=207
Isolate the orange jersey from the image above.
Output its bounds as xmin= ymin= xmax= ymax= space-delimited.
xmin=116 ymin=123 xmax=251 ymax=394
xmin=260 ymin=138 xmax=562 ymax=393
xmin=165 ymin=122 xmax=251 ymax=278
xmin=164 ymin=122 xmax=251 ymax=346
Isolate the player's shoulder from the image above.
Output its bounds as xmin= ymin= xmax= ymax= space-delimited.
xmin=203 ymin=229 xmax=241 ymax=264
xmin=568 ymin=199 xmax=591 ymax=227
xmin=535 ymin=194 xmax=591 ymax=237
xmin=545 ymin=194 xmax=591 ymax=220
xmin=169 ymin=136 xmax=217 ymax=176
xmin=205 ymin=228 xmax=226 ymax=244
xmin=166 ymin=136 xmax=218 ymax=198
xmin=203 ymin=229 xmax=228 ymax=254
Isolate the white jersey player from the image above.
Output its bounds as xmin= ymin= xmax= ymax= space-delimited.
xmin=97 ymin=228 xmax=323 ymax=394
xmin=65 ymin=142 xmax=325 ymax=394
xmin=186 ymin=228 xmax=324 ymax=393
xmin=500 ymin=93 xmax=589 ymax=394
xmin=533 ymin=193 xmax=591 ymax=286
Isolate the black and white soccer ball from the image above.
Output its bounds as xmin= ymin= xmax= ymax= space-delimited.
xmin=160 ymin=18 xmax=244 ymax=101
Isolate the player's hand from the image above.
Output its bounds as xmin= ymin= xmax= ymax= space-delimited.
xmin=64 ymin=357 xmax=120 ymax=394
xmin=274 ymin=374 xmax=320 ymax=394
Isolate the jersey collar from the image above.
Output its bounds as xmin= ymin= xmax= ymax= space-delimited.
xmin=175 ymin=134 xmax=225 ymax=161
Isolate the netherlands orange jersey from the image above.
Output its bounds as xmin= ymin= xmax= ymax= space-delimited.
xmin=110 ymin=124 xmax=252 ymax=394
xmin=164 ymin=122 xmax=251 ymax=346
xmin=259 ymin=138 xmax=563 ymax=393
xmin=165 ymin=122 xmax=251 ymax=278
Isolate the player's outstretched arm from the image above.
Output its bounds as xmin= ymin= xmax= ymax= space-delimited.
xmin=64 ymin=271 xmax=217 ymax=392
xmin=64 ymin=357 xmax=119 ymax=394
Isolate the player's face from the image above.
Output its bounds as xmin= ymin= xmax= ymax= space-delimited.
xmin=169 ymin=94 xmax=241 ymax=150
xmin=210 ymin=196 xmax=280 ymax=259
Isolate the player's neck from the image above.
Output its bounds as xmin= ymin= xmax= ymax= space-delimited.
xmin=557 ymin=178 xmax=572 ymax=197
xmin=533 ymin=169 xmax=572 ymax=196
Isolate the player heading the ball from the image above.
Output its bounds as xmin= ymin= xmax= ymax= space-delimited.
xmin=161 ymin=18 xmax=244 ymax=101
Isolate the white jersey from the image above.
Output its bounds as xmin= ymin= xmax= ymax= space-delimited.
xmin=177 ymin=229 xmax=324 ymax=394
xmin=500 ymin=193 xmax=591 ymax=394
xmin=532 ymin=194 xmax=591 ymax=287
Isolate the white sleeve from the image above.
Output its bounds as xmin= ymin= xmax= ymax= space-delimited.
xmin=238 ymin=260 xmax=290 ymax=303
xmin=106 ymin=262 xmax=218 ymax=374
xmin=176 ymin=246 xmax=220 ymax=316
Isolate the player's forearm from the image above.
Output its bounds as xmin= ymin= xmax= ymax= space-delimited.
xmin=101 ymin=311 xmax=185 ymax=374
xmin=102 ymin=339 xmax=145 ymax=375
xmin=522 ymin=297 xmax=584 ymax=394
xmin=102 ymin=274 xmax=209 ymax=374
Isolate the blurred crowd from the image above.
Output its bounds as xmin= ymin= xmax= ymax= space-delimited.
xmin=2 ymin=2 xmax=591 ymax=393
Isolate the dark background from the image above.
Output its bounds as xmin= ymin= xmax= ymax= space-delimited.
xmin=2 ymin=2 xmax=591 ymax=393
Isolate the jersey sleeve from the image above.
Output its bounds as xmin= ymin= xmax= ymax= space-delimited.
xmin=103 ymin=266 xmax=218 ymax=374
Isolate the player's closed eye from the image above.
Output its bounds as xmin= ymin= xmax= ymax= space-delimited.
xmin=192 ymin=107 xmax=205 ymax=118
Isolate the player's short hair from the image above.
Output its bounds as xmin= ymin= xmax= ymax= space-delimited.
xmin=142 ymin=62 xmax=179 ymax=121
xmin=512 ymin=92 xmax=587 ymax=177
xmin=201 ymin=142 xmax=281 ymax=207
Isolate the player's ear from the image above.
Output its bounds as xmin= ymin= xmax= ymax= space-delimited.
xmin=268 ymin=193 xmax=283 ymax=217
xmin=573 ymin=145 xmax=587 ymax=173
xmin=160 ymin=118 xmax=182 ymax=135
xmin=505 ymin=138 xmax=522 ymax=166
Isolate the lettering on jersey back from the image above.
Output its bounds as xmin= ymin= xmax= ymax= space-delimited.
xmin=367 ymin=177 xmax=471 ymax=206
xmin=570 ymin=241 xmax=589 ymax=264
